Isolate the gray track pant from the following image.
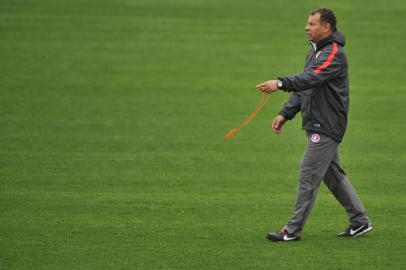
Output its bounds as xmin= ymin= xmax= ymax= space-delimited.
xmin=284 ymin=132 xmax=369 ymax=236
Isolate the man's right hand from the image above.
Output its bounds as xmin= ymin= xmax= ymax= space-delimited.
xmin=272 ymin=115 xmax=286 ymax=134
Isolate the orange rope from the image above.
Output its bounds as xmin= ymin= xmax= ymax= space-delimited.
xmin=224 ymin=93 xmax=271 ymax=141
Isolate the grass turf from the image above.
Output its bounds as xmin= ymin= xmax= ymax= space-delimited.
xmin=1 ymin=0 xmax=406 ymax=269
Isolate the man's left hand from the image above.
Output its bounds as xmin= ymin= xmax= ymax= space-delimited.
xmin=256 ymin=80 xmax=279 ymax=94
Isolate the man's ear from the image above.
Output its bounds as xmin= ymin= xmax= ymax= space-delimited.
xmin=322 ymin=23 xmax=331 ymax=33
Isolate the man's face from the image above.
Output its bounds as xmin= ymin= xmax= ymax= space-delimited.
xmin=305 ymin=13 xmax=330 ymax=42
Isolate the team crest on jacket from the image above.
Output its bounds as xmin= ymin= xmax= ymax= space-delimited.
xmin=311 ymin=134 xmax=321 ymax=143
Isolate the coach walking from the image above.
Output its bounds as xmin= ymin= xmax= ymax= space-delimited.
xmin=256 ymin=8 xmax=372 ymax=242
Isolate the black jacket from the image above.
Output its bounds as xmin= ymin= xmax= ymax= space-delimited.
xmin=278 ymin=30 xmax=349 ymax=142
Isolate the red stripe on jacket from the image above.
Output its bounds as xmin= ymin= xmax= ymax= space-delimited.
xmin=313 ymin=42 xmax=338 ymax=74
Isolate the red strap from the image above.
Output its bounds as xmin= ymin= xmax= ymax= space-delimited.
xmin=313 ymin=42 xmax=338 ymax=74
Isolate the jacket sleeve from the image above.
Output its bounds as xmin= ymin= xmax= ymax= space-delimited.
xmin=278 ymin=42 xmax=344 ymax=92
xmin=279 ymin=92 xmax=301 ymax=120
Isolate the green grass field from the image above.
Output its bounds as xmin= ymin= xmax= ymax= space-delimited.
xmin=1 ymin=0 xmax=406 ymax=269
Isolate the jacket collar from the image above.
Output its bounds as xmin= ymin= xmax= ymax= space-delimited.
xmin=315 ymin=35 xmax=333 ymax=51
xmin=310 ymin=30 xmax=346 ymax=52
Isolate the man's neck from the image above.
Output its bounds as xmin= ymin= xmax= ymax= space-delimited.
xmin=315 ymin=31 xmax=333 ymax=43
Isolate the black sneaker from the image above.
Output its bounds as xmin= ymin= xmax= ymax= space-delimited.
xmin=266 ymin=228 xmax=301 ymax=242
xmin=337 ymin=223 xmax=373 ymax=237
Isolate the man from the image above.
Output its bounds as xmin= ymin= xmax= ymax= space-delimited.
xmin=256 ymin=8 xmax=372 ymax=242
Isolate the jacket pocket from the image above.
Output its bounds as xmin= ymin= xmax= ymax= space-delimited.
xmin=301 ymin=91 xmax=312 ymax=125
